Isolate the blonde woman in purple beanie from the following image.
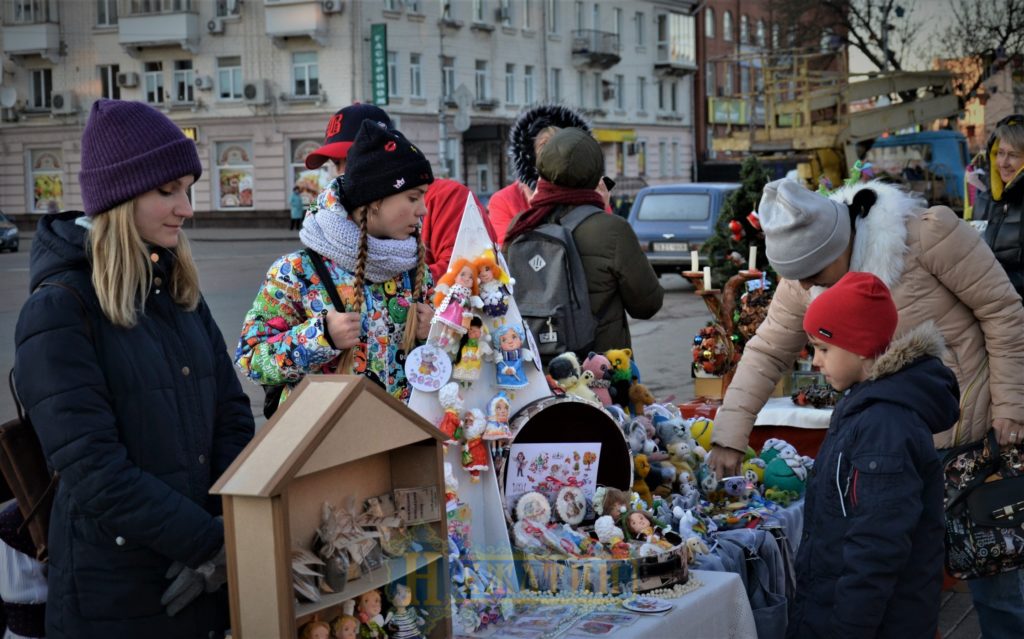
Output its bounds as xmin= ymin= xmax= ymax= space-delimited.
xmin=12 ymin=99 xmax=254 ymax=639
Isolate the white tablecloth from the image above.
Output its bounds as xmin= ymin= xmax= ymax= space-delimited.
xmin=753 ymin=396 xmax=832 ymax=429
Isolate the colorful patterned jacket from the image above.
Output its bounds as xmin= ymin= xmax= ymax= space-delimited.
xmin=235 ymin=249 xmax=432 ymax=405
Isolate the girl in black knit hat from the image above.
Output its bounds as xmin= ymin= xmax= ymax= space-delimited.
xmin=237 ymin=121 xmax=435 ymax=412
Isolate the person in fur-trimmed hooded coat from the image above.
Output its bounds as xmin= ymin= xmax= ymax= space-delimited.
xmin=487 ymin=104 xmax=591 ymax=246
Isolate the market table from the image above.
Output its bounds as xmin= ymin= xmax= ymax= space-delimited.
xmin=749 ymin=397 xmax=831 ymax=457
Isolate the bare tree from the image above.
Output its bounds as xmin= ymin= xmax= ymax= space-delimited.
xmin=941 ymin=0 xmax=1024 ymax=103
xmin=770 ymin=0 xmax=926 ymax=72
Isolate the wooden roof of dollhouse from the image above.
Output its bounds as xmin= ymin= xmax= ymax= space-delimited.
xmin=211 ymin=376 xmax=445 ymax=498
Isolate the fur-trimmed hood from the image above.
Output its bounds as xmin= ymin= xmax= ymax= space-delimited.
xmin=828 ymin=180 xmax=926 ymax=288
xmin=843 ymin=321 xmax=960 ymax=436
xmin=508 ymin=104 xmax=591 ymax=188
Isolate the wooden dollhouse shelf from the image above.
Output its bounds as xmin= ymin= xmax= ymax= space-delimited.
xmin=295 ymin=551 xmax=443 ymax=618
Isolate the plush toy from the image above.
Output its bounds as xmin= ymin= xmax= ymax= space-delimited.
xmin=667 ymin=440 xmax=699 ymax=478
xmin=436 ymin=382 xmax=465 ymax=445
xmin=603 ymin=404 xmax=629 ymax=427
xmin=604 ymin=348 xmax=635 ymax=410
xmin=628 ymin=383 xmax=656 ymax=416
xmin=594 ymin=486 xmax=631 ymax=523
xmin=763 ymin=456 xmax=806 ymax=495
xmin=650 ymin=410 xmax=689 ymax=449
xmin=626 ymin=419 xmax=657 ymax=456
xmin=760 ymin=438 xmax=797 ymax=465
xmin=548 ymin=352 xmax=583 ymax=390
xmin=565 ymin=370 xmax=600 ymax=405
xmin=742 ymin=457 xmax=767 ymax=486
xmin=689 ymin=417 xmax=714 ymax=452
xmin=593 ymin=515 xmax=629 ymax=558
xmin=632 ymin=454 xmax=654 ymax=507
xmin=461 ymin=408 xmax=489 ymax=481
xmin=581 ymin=352 xmax=614 ymax=406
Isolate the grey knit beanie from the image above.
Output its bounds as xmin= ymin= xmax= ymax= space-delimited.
xmin=760 ymin=179 xmax=851 ymax=280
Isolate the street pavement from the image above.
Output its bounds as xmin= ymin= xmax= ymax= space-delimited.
xmin=0 ymin=228 xmax=980 ymax=636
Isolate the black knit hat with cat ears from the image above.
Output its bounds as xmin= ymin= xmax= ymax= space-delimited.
xmin=508 ymin=104 xmax=591 ymax=189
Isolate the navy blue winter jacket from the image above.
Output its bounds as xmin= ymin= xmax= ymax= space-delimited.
xmin=13 ymin=213 xmax=254 ymax=639
xmin=789 ymin=324 xmax=959 ymax=639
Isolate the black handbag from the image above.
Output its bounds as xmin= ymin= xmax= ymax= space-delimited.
xmin=943 ymin=430 xmax=1024 ymax=580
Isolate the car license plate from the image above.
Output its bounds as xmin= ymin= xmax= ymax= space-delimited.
xmin=652 ymin=242 xmax=688 ymax=252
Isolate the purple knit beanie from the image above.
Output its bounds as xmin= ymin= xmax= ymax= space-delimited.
xmin=79 ymin=99 xmax=202 ymax=217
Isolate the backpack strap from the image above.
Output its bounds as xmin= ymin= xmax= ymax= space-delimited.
xmin=305 ymin=249 xmax=347 ymax=312
xmin=558 ymin=204 xmax=605 ymax=233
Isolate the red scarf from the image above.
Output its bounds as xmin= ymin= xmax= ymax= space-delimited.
xmin=504 ymin=179 xmax=606 ymax=244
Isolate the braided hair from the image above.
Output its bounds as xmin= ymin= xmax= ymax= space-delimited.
xmin=401 ymin=238 xmax=427 ymax=354
xmin=338 ymin=205 xmax=371 ymax=374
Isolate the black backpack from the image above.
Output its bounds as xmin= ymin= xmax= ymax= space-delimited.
xmin=505 ymin=205 xmax=602 ymax=364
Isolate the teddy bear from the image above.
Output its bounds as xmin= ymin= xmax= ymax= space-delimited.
xmin=632 ymin=454 xmax=654 ymax=507
xmin=667 ymin=440 xmax=699 ymax=478
xmin=628 ymin=382 xmax=656 ymax=416
xmin=581 ymin=352 xmax=614 ymax=406
xmin=604 ymin=348 xmax=635 ymax=410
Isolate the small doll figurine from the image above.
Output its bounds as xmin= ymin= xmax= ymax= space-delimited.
xmin=483 ymin=392 xmax=512 ymax=441
xmin=355 ymin=589 xmax=387 ymax=639
xmin=593 ymin=515 xmax=630 ymax=560
xmin=331 ymin=614 xmax=360 ymax=639
xmin=461 ymin=408 xmax=489 ymax=481
xmin=435 ymin=382 xmax=464 ymax=445
xmin=626 ymin=510 xmax=674 ymax=550
xmin=473 ymin=250 xmax=512 ymax=317
xmin=452 ymin=317 xmax=492 ymax=382
xmin=299 ymin=620 xmax=332 ymax=639
xmin=492 ymin=324 xmax=534 ymax=389
xmin=431 ymin=259 xmax=483 ymax=352
xmin=385 ymin=582 xmax=426 ymax=639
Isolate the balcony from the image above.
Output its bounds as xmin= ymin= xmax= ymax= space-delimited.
xmin=571 ymin=30 xmax=620 ymax=69
xmin=1 ymin=1 xmax=61 ymax=63
xmin=654 ymin=43 xmax=697 ymax=77
xmin=264 ymin=0 xmax=327 ymax=46
xmin=118 ymin=0 xmax=199 ymax=55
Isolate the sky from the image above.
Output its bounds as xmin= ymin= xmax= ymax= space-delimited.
xmin=847 ymin=1 xmax=953 ymax=74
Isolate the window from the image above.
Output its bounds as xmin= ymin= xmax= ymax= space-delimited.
xmin=635 ymin=11 xmax=644 ymax=46
xmin=409 ymin=53 xmax=422 ymax=97
xmin=549 ymin=67 xmax=561 ymax=102
xmin=591 ymin=3 xmax=599 ymax=29
xmin=12 ymin=0 xmax=49 ymax=23
xmin=772 ymin=23 xmax=780 ymax=49
xmin=387 ymin=51 xmax=398 ymax=96
xmin=217 ymin=56 xmax=242 ymax=100
xmin=637 ymin=76 xmax=646 ymax=111
xmin=756 ymin=19 xmax=766 ymax=48
xmin=574 ymin=1 xmax=583 ymax=30
xmin=670 ymin=80 xmax=677 ymax=112
xmin=475 ymin=60 xmax=489 ymax=100
xmin=384 ymin=0 xmax=399 ymax=11
xmin=442 ymin=137 xmax=460 ymax=180
xmin=97 ymin=0 xmax=117 ymax=26
xmin=476 ymin=164 xmax=491 ymax=194
xmin=290 ymin=139 xmax=331 ymax=206
xmin=173 ymin=60 xmax=194 ymax=103
xmin=723 ymin=10 xmax=733 ymax=41
xmin=613 ymin=7 xmax=621 ymax=37
xmin=705 ymin=61 xmax=715 ymax=97
xmin=636 ymin=193 xmax=711 ymax=221
xmin=615 ymin=74 xmax=624 ymax=109
xmin=659 ymin=141 xmax=667 ymax=177
xmin=672 ymin=141 xmax=679 ymax=177
xmin=99 ymin=64 xmax=120 ymax=100
xmin=577 ymin=70 xmax=586 ymax=106
xmin=442 ymin=56 xmax=455 ymax=98
xmin=29 ymin=149 xmax=63 ymax=212
xmin=144 ymin=61 xmax=163 ymax=104
xmin=546 ymin=0 xmax=558 ymax=33
xmin=524 ymin=65 xmax=535 ymax=102
xmin=216 ymin=0 xmax=240 ymax=17
xmin=407 ymin=0 xmax=420 ymax=12
xmin=505 ymin=63 xmax=516 ymax=103
xmin=499 ymin=0 xmax=511 ymax=26
xmin=638 ymin=140 xmax=646 ymax=176
xmin=440 ymin=0 xmax=453 ymax=20
xmin=740 ymin=14 xmax=749 ymax=44
xmin=215 ymin=141 xmax=254 ymax=209
xmin=292 ymin=52 xmax=319 ymax=96
xmin=522 ymin=0 xmax=531 ymax=29
xmin=740 ymin=64 xmax=750 ymax=96
xmin=724 ymin=64 xmax=734 ymax=95
xmin=704 ymin=7 xmax=714 ymax=38
xmin=657 ymin=79 xmax=664 ymax=110
xmin=472 ymin=0 xmax=483 ymax=22
xmin=592 ymin=71 xmax=600 ymax=107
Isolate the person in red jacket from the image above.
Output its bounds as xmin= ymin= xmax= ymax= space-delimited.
xmin=422 ymin=178 xmax=496 ymax=281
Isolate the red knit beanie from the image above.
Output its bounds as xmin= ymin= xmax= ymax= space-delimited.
xmin=803 ymin=272 xmax=898 ymax=358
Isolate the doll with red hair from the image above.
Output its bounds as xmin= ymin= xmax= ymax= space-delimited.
xmin=430 ymin=258 xmax=482 ymax=352
xmin=473 ymin=250 xmax=512 ymax=318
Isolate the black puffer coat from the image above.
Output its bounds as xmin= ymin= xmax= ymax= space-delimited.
xmin=789 ymin=325 xmax=959 ymax=639
xmin=974 ymin=114 xmax=1024 ymax=298
xmin=13 ymin=213 xmax=254 ymax=639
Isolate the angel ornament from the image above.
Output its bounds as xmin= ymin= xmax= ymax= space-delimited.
xmin=430 ymin=259 xmax=483 ymax=352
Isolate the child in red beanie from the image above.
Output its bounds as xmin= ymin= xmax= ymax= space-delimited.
xmin=790 ymin=272 xmax=960 ymax=639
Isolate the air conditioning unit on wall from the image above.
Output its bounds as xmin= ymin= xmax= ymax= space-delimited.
xmin=322 ymin=0 xmax=343 ymax=14
xmin=243 ymin=80 xmax=270 ymax=105
xmin=207 ymin=18 xmax=225 ymax=34
xmin=194 ymin=75 xmax=214 ymax=91
xmin=117 ymin=71 xmax=139 ymax=88
xmin=51 ymin=91 xmax=77 ymax=115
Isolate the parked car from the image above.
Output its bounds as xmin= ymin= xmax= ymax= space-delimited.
xmin=627 ymin=183 xmax=739 ymax=276
xmin=0 ymin=211 xmax=18 ymax=252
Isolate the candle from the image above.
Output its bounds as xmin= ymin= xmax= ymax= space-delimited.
xmin=749 ymin=245 xmax=758 ymax=271
xmin=690 ymin=250 xmax=699 ymax=273
xmin=703 ymin=266 xmax=711 ymax=290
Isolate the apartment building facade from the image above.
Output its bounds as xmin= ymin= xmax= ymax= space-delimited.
xmin=0 ymin=0 xmax=698 ymax=219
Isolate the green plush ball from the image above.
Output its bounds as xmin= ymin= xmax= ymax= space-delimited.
xmin=690 ymin=418 xmax=714 ymax=451
xmin=763 ymin=457 xmax=805 ymax=495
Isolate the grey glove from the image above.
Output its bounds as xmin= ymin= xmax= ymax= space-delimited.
xmin=161 ymin=545 xmax=227 ymax=617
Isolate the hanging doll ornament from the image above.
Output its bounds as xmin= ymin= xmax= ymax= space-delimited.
xmin=452 ymin=316 xmax=493 ymax=383
xmin=430 ymin=258 xmax=483 ymax=353
xmin=473 ymin=250 xmax=513 ymax=318
xmin=436 ymin=382 xmax=465 ymax=445
xmin=492 ymin=324 xmax=534 ymax=389
xmin=461 ymin=408 xmax=489 ymax=481
xmin=483 ymin=392 xmax=512 ymax=441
